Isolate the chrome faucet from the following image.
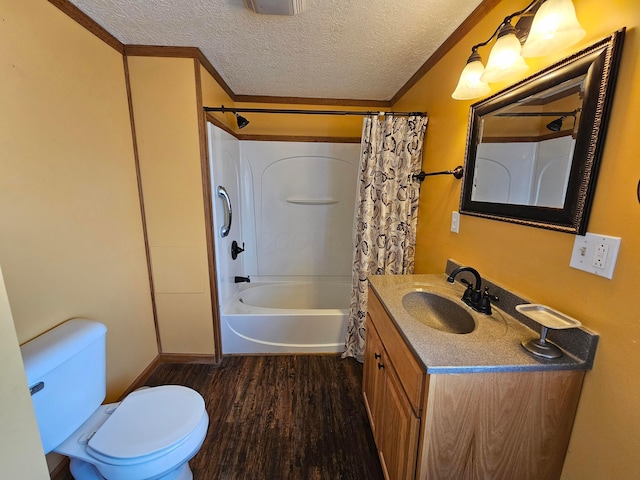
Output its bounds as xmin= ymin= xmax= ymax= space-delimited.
xmin=447 ymin=266 xmax=497 ymax=315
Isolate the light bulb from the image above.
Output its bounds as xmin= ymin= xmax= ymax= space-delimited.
xmin=452 ymin=52 xmax=492 ymax=100
xmin=521 ymin=0 xmax=585 ymax=57
xmin=481 ymin=22 xmax=529 ymax=83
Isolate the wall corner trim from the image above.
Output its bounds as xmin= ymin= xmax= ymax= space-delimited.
xmin=47 ymin=0 xmax=124 ymax=53
xmin=390 ymin=0 xmax=502 ymax=105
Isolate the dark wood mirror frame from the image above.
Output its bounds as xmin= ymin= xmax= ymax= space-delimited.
xmin=459 ymin=29 xmax=625 ymax=234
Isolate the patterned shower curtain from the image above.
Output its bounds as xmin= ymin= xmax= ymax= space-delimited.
xmin=342 ymin=114 xmax=428 ymax=362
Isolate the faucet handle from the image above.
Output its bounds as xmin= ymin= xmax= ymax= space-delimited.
xmin=476 ymin=287 xmax=498 ymax=315
xmin=483 ymin=287 xmax=499 ymax=302
xmin=459 ymin=278 xmax=471 ymax=287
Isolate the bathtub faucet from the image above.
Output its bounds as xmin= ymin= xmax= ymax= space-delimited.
xmin=234 ymin=276 xmax=250 ymax=283
xmin=231 ymin=240 xmax=245 ymax=260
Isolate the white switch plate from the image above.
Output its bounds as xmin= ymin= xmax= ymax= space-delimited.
xmin=570 ymin=232 xmax=621 ymax=279
xmin=451 ymin=211 xmax=460 ymax=233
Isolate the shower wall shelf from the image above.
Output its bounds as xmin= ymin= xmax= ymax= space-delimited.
xmin=286 ymin=198 xmax=339 ymax=205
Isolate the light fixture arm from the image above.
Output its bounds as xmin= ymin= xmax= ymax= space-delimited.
xmin=470 ymin=0 xmax=542 ymax=53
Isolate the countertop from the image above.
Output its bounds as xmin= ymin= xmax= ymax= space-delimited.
xmin=368 ymin=273 xmax=597 ymax=374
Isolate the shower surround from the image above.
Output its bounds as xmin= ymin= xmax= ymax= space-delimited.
xmin=207 ymin=124 xmax=360 ymax=353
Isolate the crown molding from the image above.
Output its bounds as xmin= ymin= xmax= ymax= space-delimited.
xmin=49 ymin=0 xmax=499 ymax=107
xmin=48 ymin=0 xmax=124 ymax=53
xmin=390 ymin=0 xmax=501 ymax=105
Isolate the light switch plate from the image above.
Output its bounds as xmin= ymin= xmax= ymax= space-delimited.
xmin=451 ymin=211 xmax=460 ymax=233
xmin=570 ymin=232 xmax=621 ymax=279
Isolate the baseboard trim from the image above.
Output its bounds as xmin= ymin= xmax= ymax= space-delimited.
xmin=159 ymin=353 xmax=219 ymax=364
xmin=50 ymin=458 xmax=71 ymax=480
xmin=222 ymin=352 xmax=342 ymax=357
xmin=117 ymin=355 xmax=163 ymax=400
xmin=117 ymin=353 xmax=217 ymax=400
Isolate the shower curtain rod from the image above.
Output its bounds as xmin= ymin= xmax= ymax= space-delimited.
xmin=203 ymin=105 xmax=427 ymax=117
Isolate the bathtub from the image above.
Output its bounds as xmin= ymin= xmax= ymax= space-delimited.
xmin=221 ymin=280 xmax=350 ymax=354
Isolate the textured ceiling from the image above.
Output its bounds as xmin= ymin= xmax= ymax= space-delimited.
xmin=68 ymin=0 xmax=483 ymax=101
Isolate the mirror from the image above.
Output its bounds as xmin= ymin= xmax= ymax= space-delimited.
xmin=460 ymin=29 xmax=625 ymax=234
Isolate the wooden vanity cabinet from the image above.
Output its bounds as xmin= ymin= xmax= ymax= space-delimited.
xmin=363 ymin=286 xmax=585 ymax=480
xmin=364 ymin=288 xmax=424 ymax=480
xmin=362 ymin=318 xmax=386 ymax=440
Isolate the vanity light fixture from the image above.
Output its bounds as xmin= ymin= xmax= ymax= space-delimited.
xmin=451 ymin=0 xmax=586 ymax=101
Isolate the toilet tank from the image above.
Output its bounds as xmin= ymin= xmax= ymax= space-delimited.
xmin=20 ymin=319 xmax=107 ymax=454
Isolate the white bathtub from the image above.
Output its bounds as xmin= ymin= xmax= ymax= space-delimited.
xmin=221 ymin=280 xmax=350 ymax=354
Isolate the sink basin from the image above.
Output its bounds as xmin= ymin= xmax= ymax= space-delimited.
xmin=402 ymin=291 xmax=475 ymax=334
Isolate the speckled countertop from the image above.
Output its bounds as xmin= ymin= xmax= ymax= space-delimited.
xmin=368 ymin=271 xmax=598 ymax=374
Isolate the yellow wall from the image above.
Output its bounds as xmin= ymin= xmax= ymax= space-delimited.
xmin=0 ymin=0 xmax=158 ymax=399
xmin=200 ymin=64 xmax=235 ymax=131
xmin=230 ymin=102 xmax=366 ymax=138
xmin=0 ymin=265 xmax=49 ymax=479
xmin=7 ymin=0 xmax=637 ymax=477
xmin=395 ymin=1 xmax=640 ymax=478
xmin=199 ymin=61 xmax=366 ymax=138
xmin=127 ymin=56 xmax=215 ymax=354
xmin=1 ymin=1 xmax=160 ymax=473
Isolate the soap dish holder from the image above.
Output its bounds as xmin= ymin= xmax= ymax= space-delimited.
xmin=516 ymin=304 xmax=582 ymax=359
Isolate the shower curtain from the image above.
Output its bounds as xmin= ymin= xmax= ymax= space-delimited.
xmin=342 ymin=114 xmax=428 ymax=362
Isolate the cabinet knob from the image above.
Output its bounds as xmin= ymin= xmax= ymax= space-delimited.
xmin=377 ymin=362 xmax=385 ymax=370
xmin=374 ymin=353 xmax=381 ymax=359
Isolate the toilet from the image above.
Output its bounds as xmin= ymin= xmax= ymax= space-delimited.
xmin=20 ymin=319 xmax=209 ymax=480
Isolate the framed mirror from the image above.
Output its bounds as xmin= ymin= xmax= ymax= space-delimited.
xmin=459 ymin=29 xmax=625 ymax=234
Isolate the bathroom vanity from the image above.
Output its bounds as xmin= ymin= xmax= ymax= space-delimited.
xmin=363 ymin=269 xmax=597 ymax=480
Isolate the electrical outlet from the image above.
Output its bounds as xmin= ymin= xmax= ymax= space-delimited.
xmin=451 ymin=211 xmax=460 ymax=233
xmin=570 ymin=232 xmax=621 ymax=279
xmin=592 ymin=243 xmax=609 ymax=269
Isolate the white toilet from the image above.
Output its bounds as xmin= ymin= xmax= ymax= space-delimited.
xmin=20 ymin=319 xmax=209 ymax=480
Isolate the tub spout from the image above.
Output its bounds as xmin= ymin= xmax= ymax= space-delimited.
xmin=234 ymin=276 xmax=250 ymax=283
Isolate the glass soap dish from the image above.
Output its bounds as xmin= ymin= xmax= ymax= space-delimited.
xmin=516 ymin=304 xmax=582 ymax=359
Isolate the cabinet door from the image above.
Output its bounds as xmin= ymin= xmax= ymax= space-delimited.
xmin=363 ymin=316 xmax=386 ymax=442
xmin=379 ymin=364 xmax=420 ymax=480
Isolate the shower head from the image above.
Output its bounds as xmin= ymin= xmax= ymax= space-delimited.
xmin=546 ymin=117 xmax=565 ymax=132
xmin=234 ymin=112 xmax=250 ymax=129
xmin=546 ymin=108 xmax=581 ymax=132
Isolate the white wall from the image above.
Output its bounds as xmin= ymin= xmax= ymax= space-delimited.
xmin=208 ymin=132 xmax=361 ymax=304
xmin=242 ymin=141 xmax=360 ymax=277
xmin=208 ymin=124 xmax=244 ymax=308
xmin=474 ymin=137 xmax=574 ymax=207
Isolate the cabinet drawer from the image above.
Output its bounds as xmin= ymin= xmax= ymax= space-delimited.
xmin=368 ymin=286 xmax=425 ymax=412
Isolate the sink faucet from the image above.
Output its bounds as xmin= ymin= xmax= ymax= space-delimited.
xmin=447 ymin=266 xmax=497 ymax=314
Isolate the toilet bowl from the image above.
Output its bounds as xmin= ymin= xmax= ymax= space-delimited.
xmin=20 ymin=319 xmax=209 ymax=480
xmin=57 ymin=386 xmax=208 ymax=480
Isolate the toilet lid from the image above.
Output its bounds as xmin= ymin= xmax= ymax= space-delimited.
xmin=88 ymin=385 xmax=205 ymax=460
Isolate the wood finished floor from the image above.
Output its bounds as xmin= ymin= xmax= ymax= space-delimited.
xmin=144 ymin=355 xmax=384 ymax=480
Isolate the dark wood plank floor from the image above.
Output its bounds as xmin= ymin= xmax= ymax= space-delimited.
xmin=144 ymin=355 xmax=384 ymax=480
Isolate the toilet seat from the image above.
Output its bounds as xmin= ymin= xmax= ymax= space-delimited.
xmin=87 ymin=385 xmax=205 ymax=464
xmin=55 ymin=385 xmax=209 ymax=480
